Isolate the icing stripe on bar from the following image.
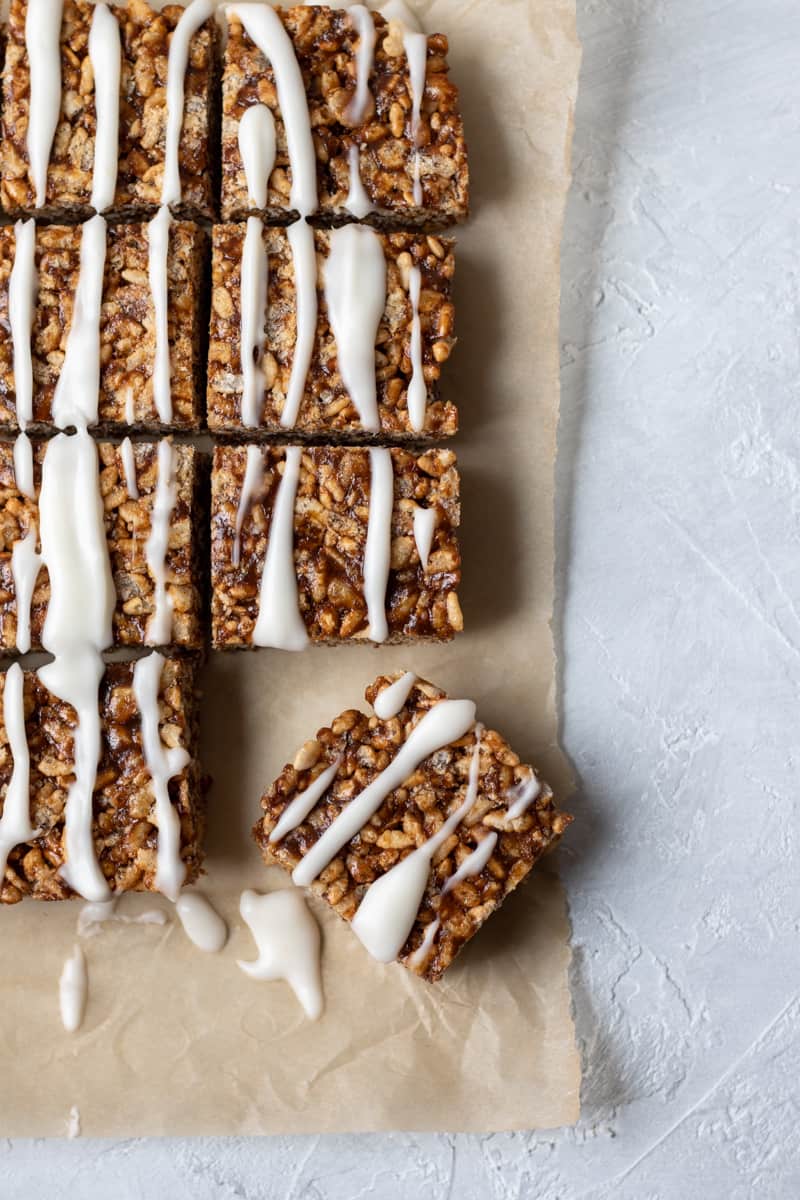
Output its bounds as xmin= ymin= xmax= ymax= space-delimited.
xmin=324 ymin=225 xmax=386 ymax=432
xmin=280 ymin=219 xmax=318 ymax=428
xmin=233 ymin=444 xmax=264 ymax=568
xmin=403 ymin=28 xmax=427 ymax=206
xmin=25 ymin=0 xmax=63 ymax=207
xmin=364 ymin=448 xmax=393 ymax=643
xmin=162 ymin=0 xmax=216 ymax=206
xmin=240 ymin=216 xmax=269 ymax=427
xmin=9 ymin=220 xmax=37 ymax=429
xmin=145 ymin=440 xmax=178 ymax=646
xmin=407 ymin=265 xmax=426 ymax=431
xmin=269 ymin=754 xmax=343 ymax=844
xmin=51 ymin=216 xmax=107 ymax=431
xmin=0 ymin=663 xmax=37 ymax=881
xmin=238 ymin=103 xmax=277 ymax=210
xmin=292 ymin=697 xmax=476 ymax=886
xmin=89 ymin=3 xmax=121 ymax=212
xmin=147 ymin=206 xmax=173 ymax=423
xmin=412 ymin=504 xmax=436 ymax=571
xmin=373 ymin=671 xmax=417 ymax=720
xmin=253 ymin=447 xmax=309 ymax=651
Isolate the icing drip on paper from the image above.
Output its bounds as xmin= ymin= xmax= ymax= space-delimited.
xmin=269 ymin=754 xmax=343 ymax=844
xmin=403 ymin=28 xmax=427 ymax=206
xmin=233 ymin=444 xmax=264 ymax=568
xmin=9 ymin=220 xmax=37 ymax=430
xmin=363 ymin=448 xmax=394 ymax=643
xmin=227 ymin=3 xmax=318 ymax=217
xmin=77 ymin=897 xmax=167 ymax=938
xmin=0 ymin=664 xmax=36 ymax=881
xmin=412 ymin=504 xmax=436 ymax=571
xmin=280 ymin=219 xmax=318 ymax=428
xmin=11 ymin=433 xmax=41 ymax=654
xmin=252 ymin=447 xmax=309 ymax=651
xmin=407 ymin=265 xmax=426 ymax=432
xmin=293 ymin=697 xmax=476 ymax=887
xmin=37 ymin=430 xmax=115 ymax=903
xmin=25 ymin=0 xmax=63 ymax=207
xmin=59 ymin=945 xmax=88 ymax=1033
xmin=51 ymin=216 xmax=107 ymax=430
xmin=66 ymin=1107 xmax=81 ymax=1139
xmin=119 ymin=438 xmax=139 ymax=500
xmin=373 ymin=671 xmax=416 ymax=720
xmin=324 ymin=225 xmax=386 ymax=432
xmin=145 ymin=440 xmax=178 ymax=646
xmin=238 ymin=888 xmax=324 ymax=1020
xmin=240 ymin=216 xmax=269 ymax=428
xmin=162 ymin=0 xmax=216 ymax=206
xmin=88 ymin=4 xmax=121 ymax=212
xmin=176 ymin=892 xmax=228 ymax=953
xmin=147 ymin=206 xmax=173 ymax=423
xmin=238 ymin=103 xmax=277 ymax=209
xmin=350 ymin=723 xmax=483 ymax=963
xmin=345 ymin=144 xmax=372 ymax=220
xmin=132 ymin=652 xmax=189 ymax=902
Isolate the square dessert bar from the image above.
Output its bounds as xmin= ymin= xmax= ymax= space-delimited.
xmin=211 ymin=444 xmax=462 ymax=648
xmin=0 ymin=440 xmax=205 ymax=652
xmin=0 ymin=0 xmax=219 ymax=220
xmin=0 ymin=655 xmax=204 ymax=903
xmin=222 ymin=5 xmax=468 ymax=227
xmin=254 ymin=672 xmax=572 ymax=982
xmin=0 ymin=219 xmax=206 ymax=434
xmin=208 ymin=224 xmax=457 ymax=440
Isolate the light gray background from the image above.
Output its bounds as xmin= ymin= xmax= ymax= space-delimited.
xmin=5 ymin=0 xmax=799 ymax=1194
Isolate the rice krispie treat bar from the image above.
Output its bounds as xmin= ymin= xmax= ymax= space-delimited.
xmin=254 ymin=672 xmax=571 ymax=982
xmin=0 ymin=218 xmax=206 ymax=434
xmin=208 ymin=223 xmax=457 ymax=440
xmin=0 ymin=654 xmax=204 ymax=904
xmin=211 ymin=444 xmax=462 ymax=649
xmin=222 ymin=4 xmax=468 ymax=227
xmin=0 ymin=438 xmax=205 ymax=652
xmin=0 ymin=0 xmax=219 ymax=220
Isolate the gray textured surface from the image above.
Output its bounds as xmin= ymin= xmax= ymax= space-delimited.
xmin=5 ymin=0 xmax=800 ymax=1194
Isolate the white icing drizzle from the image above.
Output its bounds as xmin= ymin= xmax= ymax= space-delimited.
xmin=77 ymin=897 xmax=167 ymax=938
xmin=88 ymin=3 xmax=121 ymax=213
xmin=162 ymin=0 xmax=216 ymax=206
xmin=25 ymin=0 xmax=63 ymax=207
xmin=345 ymin=144 xmax=373 ymax=220
xmin=380 ymin=0 xmax=423 ymax=30
xmin=412 ymin=503 xmax=436 ymax=571
xmin=269 ymin=754 xmax=342 ymax=844
xmin=238 ymin=103 xmax=277 ymax=210
xmin=11 ymin=438 xmax=41 ymax=683
xmin=37 ymin=430 xmax=114 ymax=903
xmin=124 ymin=385 xmax=135 ymax=426
xmin=442 ymin=832 xmax=498 ymax=895
xmin=407 ymin=264 xmax=426 ymax=431
xmin=147 ymin=206 xmax=173 ymax=423
xmin=252 ymin=446 xmax=309 ymax=651
xmin=346 ymin=4 xmax=375 ymax=123
xmin=280 ymin=219 xmax=318 ymax=429
xmin=228 ymin=3 xmax=318 ymax=217
xmin=237 ymin=888 xmax=324 ymax=1020
xmin=350 ymin=723 xmax=483 ymax=963
xmin=176 ymin=892 xmax=228 ymax=953
xmin=403 ymin=29 xmax=427 ymax=206
xmin=119 ymin=437 xmax=139 ymax=500
xmin=240 ymin=216 xmax=268 ymax=428
xmin=9 ymin=220 xmax=37 ymax=430
xmin=293 ymin=697 xmax=476 ymax=887
xmin=408 ymin=916 xmax=439 ymax=968
xmin=145 ymin=440 xmax=178 ymax=646
xmin=66 ymin=1106 xmax=81 ymax=1139
xmin=13 ymin=430 xmax=35 ymax=500
xmin=132 ymin=652 xmax=189 ymax=902
xmin=363 ymin=448 xmax=394 ymax=643
xmin=0 ymin=664 xmax=36 ymax=881
xmin=60 ymin=945 xmax=88 ymax=1033
xmin=233 ymin=444 xmax=264 ymax=568
xmin=373 ymin=671 xmax=416 ymax=720
xmin=51 ymin=215 xmax=107 ymax=430
xmin=505 ymin=774 xmax=542 ymax=821
xmin=324 ymin=225 xmax=386 ymax=432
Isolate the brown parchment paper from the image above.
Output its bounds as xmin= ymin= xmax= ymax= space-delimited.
xmin=0 ymin=0 xmax=582 ymax=1136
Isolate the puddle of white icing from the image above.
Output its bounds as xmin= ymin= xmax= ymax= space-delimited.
xmin=59 ymin=945 xmax=87 ymax=1033
xmin=373 ymin=670 xmax=417 ymax=719
xmin=238 ymin=889 xmax=324 ymax=1020
xmin=176 ymin=892 xmax=228 ymax=953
